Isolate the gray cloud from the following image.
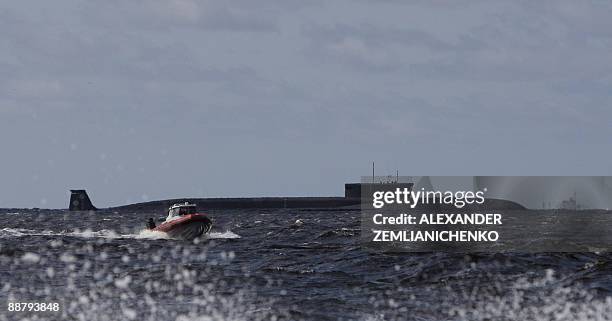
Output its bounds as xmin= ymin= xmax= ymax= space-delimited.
xmin=76 ymin=0 xmax=279 ymax=32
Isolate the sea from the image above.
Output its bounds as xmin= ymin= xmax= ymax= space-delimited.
xmin=1 ymin=208 xmax=612 ymax=321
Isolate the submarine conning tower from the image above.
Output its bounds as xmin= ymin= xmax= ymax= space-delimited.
xmin=69 ymin=189 xmax=97 ymax=211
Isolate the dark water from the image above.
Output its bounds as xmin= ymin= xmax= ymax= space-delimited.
xmin=1 ymin=208 xmax=612 ymax=321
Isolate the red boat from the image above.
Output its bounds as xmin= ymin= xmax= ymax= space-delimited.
xmin=147 ymin=202 xmax=212 ymax=240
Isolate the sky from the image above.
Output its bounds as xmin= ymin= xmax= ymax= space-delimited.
xmin=1 ymin=0 xmax=612 ymax=208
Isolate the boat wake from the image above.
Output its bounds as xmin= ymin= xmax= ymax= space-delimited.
xmin=134 ymin=229 xmax=171 ymax=239
xmin=0 ymin=227 xmax=170 ymax=240
xmin=0 ymin=227 xmax=240 ymax=240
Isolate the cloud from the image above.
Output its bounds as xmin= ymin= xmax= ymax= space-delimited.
xmin=77 ymin=0 xmax=278 ymax=32
xmin=303 ymin=23 xmax=463 ymax=72
xmin=302 ymin=1 xmax=612 ymax=81
xmin=1 ymin=0 xmax=612 ymax=207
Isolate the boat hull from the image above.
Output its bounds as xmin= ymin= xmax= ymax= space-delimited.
xmin=152 ymin=214 xmax=212 ymax=240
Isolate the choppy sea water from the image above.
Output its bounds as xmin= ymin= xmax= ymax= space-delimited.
xmin=1 ymin=208 xmax=612 ymax=321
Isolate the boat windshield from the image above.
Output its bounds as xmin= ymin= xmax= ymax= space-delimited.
xmin=168 ymin=204 xmax=197 ymax=217
xmin=177 ymin=206 xmax=196 ymax=215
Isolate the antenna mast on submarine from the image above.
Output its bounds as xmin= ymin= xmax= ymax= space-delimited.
xmin=372 ymin=162 xmax=375 ymax=183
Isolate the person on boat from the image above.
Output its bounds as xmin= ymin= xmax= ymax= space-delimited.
xmin=147 ymin=217 xmax=156 ymax=229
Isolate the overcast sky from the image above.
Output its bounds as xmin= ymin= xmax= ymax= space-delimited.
xmin=1 ymin=0 xmax=612 ymax=208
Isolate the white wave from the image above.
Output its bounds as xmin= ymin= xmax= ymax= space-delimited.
xmin=207 ymin=230 xmax=241 ymax=239
xmin=0 ymin=228 xmax=34 ymax=237
xmin=0 ymin=227 xmax=169 ymax=240
xmin=68 ymin=229 xmax=121 ymax=239
xmin=135 ymin=229 xmax=170 ymax=239
xmin=0 ymin=227 xmax=235 ymax=240
xmin=21 ymin=252 xmax=41 ymax=263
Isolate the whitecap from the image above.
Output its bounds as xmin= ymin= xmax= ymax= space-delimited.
xmin=207 ymin=231 xmax=241 ymax=239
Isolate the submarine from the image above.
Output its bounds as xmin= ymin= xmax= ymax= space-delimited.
xmin=68 ymin=180 xmax=525 ymax=212
xmin=68 ymin=184 xmax=380 ymax=212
